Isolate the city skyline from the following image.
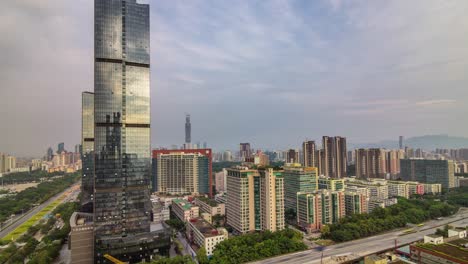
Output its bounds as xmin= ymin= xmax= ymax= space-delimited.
xmin=2 ymin=0 xmax=468 ymax=156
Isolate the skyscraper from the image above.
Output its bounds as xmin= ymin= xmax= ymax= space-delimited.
xmin=58 ymin=142 xmax=65 ymax=153
xmin=185 ymin=114 xmax=191 ymax=145
xmin=302 ymin=140 xmax=316 ymax=167
xmin=93 ymin=0 xmax=169 ymax=262
xmin=47 ymin=147 xmax=54 ymax=161
xmin=399 ymin=136 xmax=404 ymax=149
xmin=81 ymin=92 xmax=94 ymax=212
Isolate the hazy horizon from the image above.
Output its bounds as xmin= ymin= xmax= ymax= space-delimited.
xmin=1 ymin=0 xmax=468 ymax=157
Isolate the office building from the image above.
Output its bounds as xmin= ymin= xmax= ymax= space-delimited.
xmin=283 ymin=165 xmax=318 ymax=211
xmin=81 ymin=92 xmax=94 ymax=211
xmin=93 ymin=1 xmax=170 ymax=262
xmin=172 ymin=199 xmax=200 ymax=222
xmin=226 ymin=167 xmax=284 ymax=234
xmin=322 ymin=136 xmax=347 ymax=178
xmin=239 ymin=143 xmax=252 ymax=161
xmin=152 ymin=149 xmax=212 ymax=197
xmin=47 ymin=147 xmax=54 ymax=161
xmin=186 ymin=218 xmax=228 ymax=256
xmin=400 ymin=159 xmax=455 ymax=189
xmin=296 ymin=190 xmax=345 ymax=233
xmin=302 ymin=140 xmax=316 ymax=167
xmin=318 ymin=176 xmax=345 ymax=191
xmin=399 ymin=136 xmax=404 ymax=149
xmin=223 ymin=150 xmax=232 ymax=162
xmin=58 ymin=142 xmax=65 ymax=153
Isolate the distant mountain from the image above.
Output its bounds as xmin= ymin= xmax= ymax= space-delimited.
xmin=350 ymin=134 xmax=468 ymax=150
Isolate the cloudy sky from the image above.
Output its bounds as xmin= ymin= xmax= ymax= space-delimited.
xmin=1 ymin=0 xmax=468 ymax=157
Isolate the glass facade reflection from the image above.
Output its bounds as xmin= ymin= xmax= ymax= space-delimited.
xmin=94 ymin=0 xmax=170 ymax=263
xmin=82 ymin=92 xmax=95 ymax=212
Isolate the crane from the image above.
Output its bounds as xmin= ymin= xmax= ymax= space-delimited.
xmin=103 ymin=254 xmax=126 ymax=264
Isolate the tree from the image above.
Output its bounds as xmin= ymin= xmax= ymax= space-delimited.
xmin=197 ymin=247 xmax=209 ymax=264
xmin=285 ymin=208 xmax=296 ymax=222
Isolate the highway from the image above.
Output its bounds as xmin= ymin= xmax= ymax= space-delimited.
xmin=254 ymin=209 xmax=468 ymax=264
xmin=0 ymin=183 xmax=80 ymax=239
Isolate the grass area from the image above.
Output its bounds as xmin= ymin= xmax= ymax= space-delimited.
xmin=314 ymin=239 xmax=335 ymax=246
xmin=1 ymin=194 xmax=65 ymax=242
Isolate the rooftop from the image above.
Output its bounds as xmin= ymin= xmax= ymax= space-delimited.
xmin=188 ymin=218 xmax=224 ymax=238
xmin=425 ymin=234 xmax=443 ymax=239
xmin=173 ymin=198 xmax=196 ymax=210
xmin=70 ymin=212 xmax=93 ymax=227
xmin=196 ymin=196 xmax=219 ymax=207
xmin=414 ymin=238 xmax=468 ymax=262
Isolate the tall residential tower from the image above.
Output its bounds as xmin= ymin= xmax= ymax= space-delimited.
xmin=302 ymin=140 xmax=316 ymax=167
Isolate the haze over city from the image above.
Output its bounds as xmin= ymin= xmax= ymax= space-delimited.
xmin=1 ymin=0 xmax=468 ymax=156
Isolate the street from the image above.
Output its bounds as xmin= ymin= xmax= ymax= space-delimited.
xmin=0 ymin=183 xmax=80 ymax=240
xmin=253 ymin=209 xmax=468 ymax=264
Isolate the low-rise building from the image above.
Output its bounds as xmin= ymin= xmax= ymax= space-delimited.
xmin=186 ymin=218 xmax=228 ymax=256
xmin=410 ymin=238 xmax=468 ymax=264
xmin=423 ymin=234 xmax=444 ymax=245
xmin=364 ymin=254 xmax=388 ymax=264
xmin=194 ymin=197 xmax=225 ymax=216
xmin=172 ymin=199 xmax=199 ymax=222
xmin=344 ymin=178 xmax=389 ymax=200
xmin=388 ymin=182 xmax=409 ymax=198
xmin=152 ymin=202 xmax=170 ymax=223
xmin=448 ymin=228 xmax=467 ymax=239
xmin=423 ymin=183 xmax=442 ymax=195
xmin=214 ymin=193 xmax=226 ymax=204
xmin=368 ymin=199 xmax=386 ymax=212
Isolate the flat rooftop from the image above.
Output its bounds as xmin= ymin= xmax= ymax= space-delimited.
xmin=414 ymin=238 xmax=468 ymax=262
xmin=425 ymin=234 xmax=443 ymax=238
xmin=173 ymin=198 xmax=195 ymax=210
xmin=188 ymin=218 xmax=222 ymax=238
xmin=70 ymin=212 xmax=93 ymax=227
